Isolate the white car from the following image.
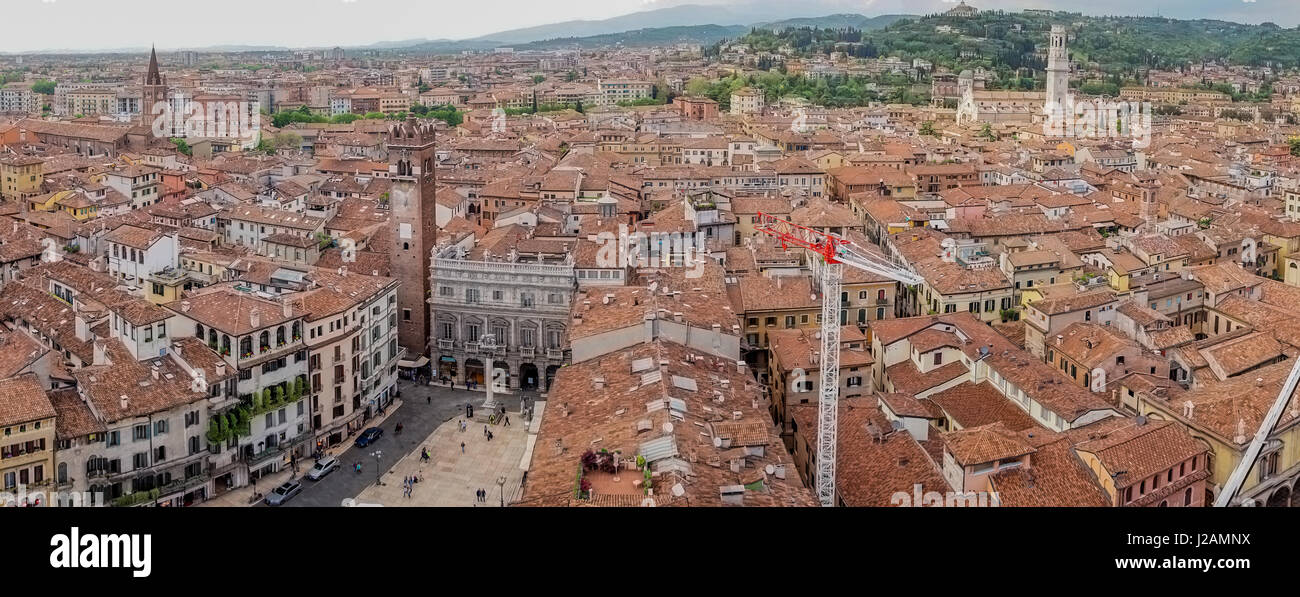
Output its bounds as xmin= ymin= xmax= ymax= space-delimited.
xmin=306 ymin=457 xmax=340 ymax=481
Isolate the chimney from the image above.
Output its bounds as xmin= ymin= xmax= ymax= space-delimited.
xmin=151 ymin=364 xmax=160 ymax=380
xmin=1182 ymin=400 xmax=1195 ymax=420
xmin=659 ymin=360 xmax=669 ymax=373
xmin=603 ymin=294 xmax=614 ymax=305
xmin=250 ymin=308 xmax=261 ymax=330
xmin=282 ymin=300 xmax=292 ymax=318
xmin=593 ymin=377 xmax=605 ymax=390
xmin=215 ymin=363 xmax=226 ymax=377
xmin=93 ymin=339 xmax=108 ymax=366
xmin=644 ymin=312 xmax=656 ymax=343
xmin=736 ymin=361 xmax=747 ymax=374
xmin=74 ymin=314 xmax=89 ymax=342
xmin=1056 ymin=334 xmax=1063 ymax=347
xmin=119 ymin=395 xmax=129 ymax=410
xmin=181 ymin=300 xmax=191 ymax=313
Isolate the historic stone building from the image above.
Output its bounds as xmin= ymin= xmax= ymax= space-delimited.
xmin=388 ymin=117 xmax=438 ymax=358
xmin=141 ymin=46 xmax=168 ymax=122
xmin=430 ymin=247 xmax=575 ymax=392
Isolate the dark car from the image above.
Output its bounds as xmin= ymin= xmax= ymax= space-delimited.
xmin=264 ymin=481 xmax=302 ymax=506
xmin=354 ymin=427 xmax=383 ymax=448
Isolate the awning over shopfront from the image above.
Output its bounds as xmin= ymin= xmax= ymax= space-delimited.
xmin=398 ymin=356 xmax=430 ymax=368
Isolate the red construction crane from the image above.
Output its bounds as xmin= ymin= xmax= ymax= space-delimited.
xmin=755 ymin=212 xmax=921 ymax=506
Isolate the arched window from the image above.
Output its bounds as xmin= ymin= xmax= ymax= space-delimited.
xmin=208 ymin=329 xmax=217 ymax=347
xmin=241 ymin=336 xmax=252 ymax=357
xmin=277 ymin=326 xmax=286 ymax=346
xmin=57 ymin=462 xmax=67 ymax=484
xmin=221 ymin=335 xmax=231 ymax=356
xmin=195 ymin=323 xmax=205 ymax=338
xmin=292 ymin=322 xmax=301 ymax=341
xmin=1184 ymin=487 xmax=1193 ymax=506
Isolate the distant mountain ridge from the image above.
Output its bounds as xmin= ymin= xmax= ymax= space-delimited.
xmin=756 ymin=14 xmax=913 ymax=31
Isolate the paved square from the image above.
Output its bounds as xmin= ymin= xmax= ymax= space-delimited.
xmin=356 ymin=414 xmax=529 ymax=507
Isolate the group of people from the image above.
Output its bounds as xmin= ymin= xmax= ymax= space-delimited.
xmin=402 ymin=474 xmax=420 ymax=499
xmin=474 ymin=488 xmax=491 ymax=504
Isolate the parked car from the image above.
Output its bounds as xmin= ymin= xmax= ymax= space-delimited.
xmin=265 ymin=481 xmax=303 ymax=506
xmin=354 ymin=427 xmax=383 ymax=448
xmin=306 ymin=457 xmax=340 ymax=481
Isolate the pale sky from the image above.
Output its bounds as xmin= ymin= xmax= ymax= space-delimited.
xmin=1 ymin=0 xmax=1293 ymax=53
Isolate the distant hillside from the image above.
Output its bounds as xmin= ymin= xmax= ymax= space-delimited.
xmin=735 ymin=10 xmax=1300 ymax=73
xmin=757 ymin=14 xmax=913 ymax=32
xmin=517 ymin=25 xmax=749 ymax=50
xmin=464 ymin=1 xmax=876 ymax=46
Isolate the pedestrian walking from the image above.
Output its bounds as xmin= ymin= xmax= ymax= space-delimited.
xmin=427 ymin=395 xmax=432 ymax=405
xmin=460 ymin=442 xmax=465 ymax=454
xmin=483 ymin=425 xmax=488 ymax=437
xmin=504 ymin=415 xmax=511 ymax=427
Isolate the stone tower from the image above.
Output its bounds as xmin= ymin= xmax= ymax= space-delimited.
xmin=1045 ymin=26 xmax=1071 ymax=115
xmin=388 ymin=117 xmax=438 ymax=358
xmin=141 ymin=46 xmax=167 ymax=123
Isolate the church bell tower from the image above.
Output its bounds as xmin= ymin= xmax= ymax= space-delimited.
xmin=388 ymin=117 xmax=438 ymax=358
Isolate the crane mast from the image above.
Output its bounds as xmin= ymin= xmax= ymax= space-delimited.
xmin=1215 ymin=356 xmax=1300 ymax=507
xmin=755 ymin=212 xmax=923 ymax=506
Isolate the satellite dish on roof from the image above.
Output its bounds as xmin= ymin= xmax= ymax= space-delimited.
xmin=765 ymin=464 xmax=776 ymax=475
xmin=712 ymin=436 xmax=722 ymax=448
xmin=662 ymin=422 xmax=674 ymax=434
xmin=671 ymin=483 xmax=686 ymax=497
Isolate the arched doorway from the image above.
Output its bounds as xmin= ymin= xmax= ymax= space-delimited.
xmin=1267 ymin=486 xmax=1291 ymax=508
xmin=519 ymin=363 xmax=540 ymax=391
xmin=545 ymin=365 xmax=561 ymax=392
xmin=465 ymin=359 xmax=485 ymax=386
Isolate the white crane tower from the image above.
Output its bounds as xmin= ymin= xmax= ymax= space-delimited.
xmin=755 ymin=213 xmax=924 ymax=507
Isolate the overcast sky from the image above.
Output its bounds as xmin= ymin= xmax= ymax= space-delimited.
xmin=1 ymin=0 xmax=1293 ymax=53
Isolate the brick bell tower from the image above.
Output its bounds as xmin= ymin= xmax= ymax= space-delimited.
xmin=141 ymin=45 xmax=167 ymax=124
xmin=388 ymin=116 xmax=438 ymax=359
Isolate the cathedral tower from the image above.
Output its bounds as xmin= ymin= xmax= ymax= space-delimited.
xmin=388 ymin=117 xmax=438 ymax=357
xmin=1045 ymin=26 xmax=1071 ymax=114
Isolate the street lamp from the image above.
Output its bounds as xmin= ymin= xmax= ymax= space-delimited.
xmin=497 ymin=475 xmax=506 ymax=508
xmin=371 ymin=450 xmax=383 ymax=486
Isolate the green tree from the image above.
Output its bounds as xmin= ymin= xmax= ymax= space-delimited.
xmin=532 ymin=75 xmax=545 ymax=84
xmin=919 ymin=121 xmax=937 ymax=136
xmin=169 ymin=138 xmax=192 ymax=156
xmin=31 ymin=80 xmax=55 ymax=94
xmin=1288 ymin=137 xmax=1300 ymax=157
xmin=272 ymin=131 xmax=302 ymax=150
